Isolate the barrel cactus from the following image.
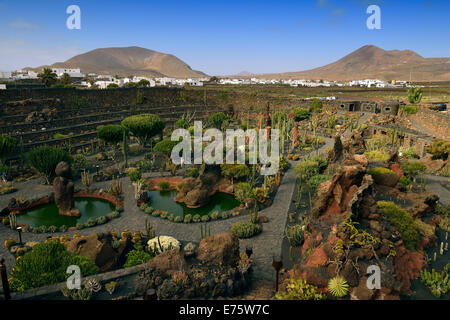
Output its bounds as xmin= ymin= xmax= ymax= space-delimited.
xmin=328 ymin=276 xmax=349 ymax=298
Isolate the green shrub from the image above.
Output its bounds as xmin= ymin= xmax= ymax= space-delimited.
xmin=309 ymin=99 xmax=323 ymax=113
xmin=154 ymin=139 xmax=178 ymax=157
xmin=59 ymin=225 xmax=68 ymax=232
xmin=210 ymin=211 xmax=219 ymax=220
xmin=144 ymin=206 xmax=154 ymax=214
xmin=294 ymin=160 xmax=319 ymax=182
xmin=9 ymin=240 xmax=98 ymax=291
xmin=128 ymin=169 xmax=142 ymax=182
xmin=0 ymin=134 xmax=18 ymax=165
xmin=174 ymin=216 xmax=183 ymax=223
xmin=306 ymin=174 xmax=331 ymax=193
xmin=221 ymin=212 xmax=229 ymax=219
xmin=293 ymin=107 xmax=310 ymax=121
xmin=151 ymin=210 xmax=160 ymax=217
xmin=188 ymin=167 xmax=199 ymax=178
xmin=364 ymin=150 xmax=390 ymax=162
xmin=140 ymin=202 xmax=149 ymax=211
xmin=192 ymin=214 xmax=201 ymax=223
xmin=121 ymin=114 xmax=165 ymax=147
xmin=76 ymin=223 xmax=85 ymax=230
xmin=72 ymin=154 xmax=87 ymax=171
xmin=201 ymin=215 xmax=210 ymax=222
xmin=235 ymin=182 xmax=253 ymax=204
xmin=230 ymin=221 xmax=262 ymax=238
xmin=399 ymin=147 xmax=416 ymax=159
xmin=401 ymin=105 xmax=419 ymax=115
xmin=274 ymin=277 xmax=325 ymax=300
xmin=426 ymin=139 xmax=450 ymax=160
xmin=26 ymin=146 xmax=72 ymax=183
xmin=97 ymin=124 xmax=125 ymax=145
xmin=158 ymin=180 xmax=171 ymax=191
xmin=401 ymin=161 xmax=426 ymax=178
xmin=208 ymin=112 xmax=229 ymax=129
xmin=96 ymin=216 xmax=107 ymax=225
xmin=377 ymin=201 xmax=420 ymax=250
xmin=167 ymin=213 xmax=174 ymax=221
xmin=368 ymin=167 xmax=395 ymax=177
xmin=85 ymin=218 xmax=96 ymax=228
xmin=220 ymin=164 xmax=250 ymax=183
xmin=160 ymin=211 xmax=168 ymax=219
xmin=399 ymin=176 xmax=411 ymax=187
xmin=184 ymin=214 xmax=192 ymax=223
xmin=175 ymin=119 xmax=189 ymax=129
xmin=124 ymin=248 xmax=152 ymax=268
xmin=47 ymin=225 xmax=58 ymax=233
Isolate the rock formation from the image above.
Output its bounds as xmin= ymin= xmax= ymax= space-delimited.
xmin=174 ymin=165 xmax=220 ymax=207
xmin=197 ymin=233 xmax=240 ymax=267
xmin=53 ymin=161 xmax=81 ymax=217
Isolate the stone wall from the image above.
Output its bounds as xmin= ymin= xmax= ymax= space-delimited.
xmin=410 ymin=108 xmax=450 ymax=140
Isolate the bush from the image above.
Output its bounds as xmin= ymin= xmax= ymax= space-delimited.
xmin=306 ymin=174 xmax=330 ymax=193
xmin=85 ymin=218 xmax=96 ymax=228
xmin=140 ymin=202 xmax=149 ymax=211
xmin=235 ymin=182 xmax=253 ymax=204
xmin=426 ymin=139 xmax=450 ymax=160
xmin=293 ymin=108 xmax=310 ymax=121
xmin=364 ymin=150 xmax=390 ymax=162
xmin=201 ymin=215 xmax=210 ymax=222
xmin=184 ymin=214 xmax=192 ymax=223
xmin=76 ymin=222 xmax=85 ymax=230
xmin=192 ymin=214 xmax=201 ymax=223
xmin=221 ymin=212 xmax=229 ymax=219
xmin=96 ymin=216 xmax=107 ymax=225
xmin=294 ymin=160 xmax=319 ymax=182
xmin=175 ymin=119 xmax=188 ymax=129
xmin=47 ymin=225 xmax=58 ymax=233
xmin=26 ymin=146 xmax=73 ymax=183
xmin=401 ymin=105 xmax=419 ymax=115
xmin=128 ymin=169 xmax=142 ymax=182
xmin=0 ymin=134 xmax=18 ymax=165
xmin=121 ymin=114 xmax=165 ymax=147
xmin=167 ymin=213 xmax=174 ymax=221
xmin=274 ymin=277 xmax=325 ymax=300
xmin=144 ymin=206 xmax=154 ymax=214
xmin=9 ymin=239 xmax=98 ymax=291
xmin=123 ymin=248 xmax=152 ymax=268
xmin=154 ymin=139 xmax=178 ymax=157
xmin=158 ymin=180 xmax=171 ymax=191
xmin=220 ymin=164 xmax=250 ymax=183
xmin=151 ymin=210 xmax=160 ymax=217
xmin=208 ymin=112 xmax=228 ymax=129
xmin=368 ymin=167 xmax=395 ymax=177
xmin=377 ymin=201 xmax=420 ymax=250
xmin=174 ymin=216 xmax=183 ymax=223
xmin=399 ymin=176 xmax=411 ymax=187
xmin=401 ymin=161 xmax=426 ymax=178
xmin=399 ymin=147 xmax=416 ymax=159
xmin=59 ymin=225 xmax=68 ymax=232
xmin=72 ymin=154 xmax=87 ymax=171
xmin=188 ymin=167 xmax=199 ymax=178
xmin=160 ymin=211 xmax=168 ymax=219
xmin=97 ymin=124 xmax=125 ymax=145
xmin=309 ymin=99 xmax=323 ymax=113
xmin=230 ymin=221 xmax=262 ymax=238
xmin=210 ymin=211 xmax=219 ymax=220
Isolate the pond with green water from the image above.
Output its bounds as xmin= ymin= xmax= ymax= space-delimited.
xmin=148 ymin=190 xmax=240 ymax=218
xmin=16 ymin=197 xmax=115 ymax=228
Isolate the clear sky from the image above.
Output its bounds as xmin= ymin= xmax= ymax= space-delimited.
xmin=0 ymin=0 xmax=449 ymax=75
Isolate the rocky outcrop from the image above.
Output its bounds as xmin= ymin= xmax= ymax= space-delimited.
xmin=327 ymin=135 xmax=343 ymax=163
xmin=393 ymin=242 xmax=426 ymax=295
xmin=53 ymin=161 xmax=80 ymax=217
xmin=197 ymin=233 xmax=240 ymax=267
xmin=343 ymin=130 xmax=366 ymax=155
xmin=148 ymin=249 xmax=188 ymax=275
xmin=174 ymin=165 xmax=220 ymax=207
xmin=64 ymin=232 xmax=130 ymax=272
xmin=311 ymin=156 xmax=373 ymax=219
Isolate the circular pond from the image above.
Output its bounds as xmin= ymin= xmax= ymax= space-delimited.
xmin=16 ymin=197 xmax=116 ymax=228
xmin=148 ymin=190 xmax=240 ymax=218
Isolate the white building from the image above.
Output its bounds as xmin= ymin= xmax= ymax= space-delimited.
xmin=0 ymin=71 xmax=12 ymax=79
xmin=51 ymin=68 xmax=84 ymax=78
xmin=0 ymin=84 xmax=6 ymax=90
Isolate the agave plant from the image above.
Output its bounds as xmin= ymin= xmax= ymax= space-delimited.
xmin=328 ymin=276 xmax=349 ymax=298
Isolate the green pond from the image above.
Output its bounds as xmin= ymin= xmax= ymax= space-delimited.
xmin=16 ymin=197 xmax=115 ymax=228
xmin=148 ymin=190 xmax=240 ymax=218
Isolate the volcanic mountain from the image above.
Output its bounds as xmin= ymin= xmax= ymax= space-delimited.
xmin=260 ymin=45 xmax=450 ymax=81
xmin=27 ymin=46 xmax=207 ymax=78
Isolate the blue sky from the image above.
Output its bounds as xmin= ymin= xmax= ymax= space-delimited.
xmin=0 ymin=0 xmax=449 ymax=75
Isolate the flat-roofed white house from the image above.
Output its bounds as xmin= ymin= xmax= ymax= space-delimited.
xmin=0 ymin=71 xmax=12 ymax=79
xmin=51 ymin=68 xmax=84 ymax=78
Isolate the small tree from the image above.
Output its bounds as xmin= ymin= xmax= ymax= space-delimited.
xmin=121 ymin=114 xmax=165 ymax=147
xmin=401 ymin=160 xmax=426 ymax=184
xmin=208 ymin=112 xmax=229 ymax=129
xmin=37 ymin=68 xmax=57 ymax=87
xmin=0 ymin=134 xmax=17 ymax=165
xmin=97 ymin=124 xmax=125 ymax=145
xmin=293 ymin=108 xmax=311 ymax=121
xmin=26 ymin=146 xmax=72 ymax=184
xmin=60 ymin=73 xmax=72 ymax=85
xmin=220 ymin=164 xmax=250 ymax=184
xmin=235 ymin=182 xmax=258 ymax=223
xmin=137 ymin=79 xmax=150 ymax=87
xmin=175 ymin=119 xmax=189 ymax=129
xmin=154 ymin=139 xmax=178 ymax=157
xmin=407 ymin=87 xmax=423 ymax=105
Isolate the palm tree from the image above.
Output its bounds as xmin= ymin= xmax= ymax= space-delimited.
xmin=61 ymin=73 xmax=72 ymax=85
xmin=37 ymin=68 xmax=57 ymax=87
